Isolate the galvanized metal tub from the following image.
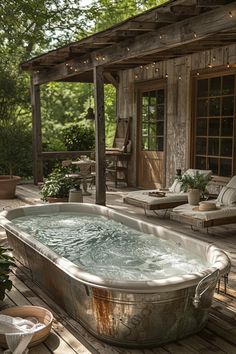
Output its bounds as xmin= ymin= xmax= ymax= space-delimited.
xmin=0 ymin=203 xmax=230 ymax=348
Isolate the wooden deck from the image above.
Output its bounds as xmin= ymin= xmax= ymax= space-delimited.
xmin=1 ymin=184 xmax=236 ymax=353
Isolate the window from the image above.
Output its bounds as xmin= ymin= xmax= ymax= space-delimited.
xmin=193 ymin=73 xmax=235 ymax=177
xmin=141 ymin=89 xmax=165 ymax=151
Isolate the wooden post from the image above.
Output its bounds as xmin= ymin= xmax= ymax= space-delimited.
xmin=31 ymin=77 xmax=43 ymax=184
xmin=94 ymin=66 xmax=106 ymax=205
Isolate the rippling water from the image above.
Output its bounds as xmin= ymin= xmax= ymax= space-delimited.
xmin=13 ymin=212 xmax=208 ymax=281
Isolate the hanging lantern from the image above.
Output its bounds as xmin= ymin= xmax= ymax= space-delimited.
xmin=85 ymin=83 xmax=95 ymax=120
xmin=85 ymin=107 xmax=95 ymax=120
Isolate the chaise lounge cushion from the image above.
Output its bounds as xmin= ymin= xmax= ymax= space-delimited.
xmin=217 ymin=187 xmax=236 ymax=206
xmin=124 ymin=190 xmax=188 ymax=207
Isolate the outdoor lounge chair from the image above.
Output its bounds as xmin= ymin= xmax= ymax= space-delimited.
xmin=170 ymin=175 xmax=236 ymax=229
xmin=123 ymin=169 xmax=212 ymax=215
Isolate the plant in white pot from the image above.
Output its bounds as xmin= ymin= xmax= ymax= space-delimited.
xmin=41 ymin=167 xmax=81 ymax=203
xmin=178 ymin=172 xmax=211 ymax=205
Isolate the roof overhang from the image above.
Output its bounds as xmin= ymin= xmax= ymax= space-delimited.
xmin=21 ymin=0 xmax=236 ymax=85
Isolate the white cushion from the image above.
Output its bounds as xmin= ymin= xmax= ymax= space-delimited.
xmin=124 ymin=190 xmax=188 ymax=206
xmin=226 ymin=176 xmax=236 ymax=188
xmin=169 ymin=179 xmax=183 ymax=193
xmin=217 ymin=186 xmax=236 ymax=206
xmin=173 ymin=201 xmax=236 ymax=221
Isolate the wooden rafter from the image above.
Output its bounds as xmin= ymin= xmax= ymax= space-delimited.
xmin=32 ymin=2 xmax=236 ymax=85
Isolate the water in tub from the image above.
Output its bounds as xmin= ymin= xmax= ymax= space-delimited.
xmin=13 ymin=213 xmax=209 ymax=281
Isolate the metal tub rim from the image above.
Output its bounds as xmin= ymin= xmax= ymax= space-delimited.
xmin=0 ymin=203 xmax=230 ymax=293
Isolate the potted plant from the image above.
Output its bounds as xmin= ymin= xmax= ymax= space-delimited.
xmin=0 ymin=247 xmax=15 ymax=301
xmin=41 ymin=167 xmax=81 ymax=203
xmin=178 ymin=171 xmax=211 ymax=205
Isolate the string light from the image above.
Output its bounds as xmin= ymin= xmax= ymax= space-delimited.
xmin=135 ymin=74 xmax=138 ymax=79
xmin=227 ymin=62 xmax=230 ymax=68
xmin=159 ymin=34 xmax=163 ymax=39
xmin=127 ymin=47 xmax=130 ymax=51
xmin=196 ymin=72 xmax=200 ymax=76
xmin=140 ymin=65 xmax=143 ymax=69
xmin=193 ymin=32 xmax=197 ymax=38
xmin=208 ymin=63 xmax=212 ymax=68
xmin=95 ymin=56 xmax=99 ymax=61
xmin=102 ymin=56 xmax=106 ymax=61
xmin=229 ymin=11 xmax=233 ymax=18
xmin=155 ymin=67 xmax=159 ymax=72
xmin=165 ymin=73 xmax=168 ymax=78
xmin=146 ymin=66 xmax=149 ymax=70
xmin=178 ymin=75 xmax=182 ymax=80
xmin=65 ymin=63 xmax=69 ymax=67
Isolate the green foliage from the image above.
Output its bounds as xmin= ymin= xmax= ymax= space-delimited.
xmin=0 ymin=0 xmax=168 ymax=178
xmin=41 ymin=167 xmax=81 ymax=200
xmin=178 ymin=172 xmax=211 ymax=193
xmin=0 ymin=121 xmax=32 ymax=176
xmin=63 ymin=123 xmax=95 ymax=151
xmin=0 ymin=247 xmax=15 ymax=301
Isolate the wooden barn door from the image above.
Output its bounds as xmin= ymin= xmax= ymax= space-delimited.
xmin=137 ymin=81 xmax=166 ymax=189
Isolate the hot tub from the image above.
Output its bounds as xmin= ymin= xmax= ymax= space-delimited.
xmin=0 ymin=203 xmax=230 ymax=348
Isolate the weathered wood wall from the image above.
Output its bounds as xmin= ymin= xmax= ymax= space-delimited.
xmin=118 ymin=43 xmax=236 ymax=187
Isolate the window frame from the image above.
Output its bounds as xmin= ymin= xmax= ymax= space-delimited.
xmin=191 ymin=69 xmax=236 ymax=178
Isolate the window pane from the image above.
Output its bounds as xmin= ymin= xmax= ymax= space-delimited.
xmin=209 ymin=98 xmax=220 ymax=116
xmin=197 ymin=79 xmax=208 ymax=97
xmin=142 ymin=94 xmax=149 ymax=106
xmin=221 ymin=118 xmax=233 ymax=136
xmin=157 ymin=122 xmax=164 ymax=136
xmin=220 ymin=159 xmax=232 ymax=177
xmin=196 ymin=119 xmax=207 ymax=136
xmin=208 ymin=138 xmax=219 ymax=156
xmin=142 ymin=106 xmax=148 ymax=121
xmin=196 ymin=138 xmax=207 ymax=155
xmin=149 ymin=123 xmax=157 ymax=136
xmin=157 ymin=105 xmax=164 ymax=120
xmin=142 ymin=123 xmax=148 ymax=136
xmin=149 ymin=106 xmax=156 ymax=121
xmin=149 ymin=137 xmax=157 ymax=150
xmin=222 ymin=96 xmax=234 ymax=116
xmin=209 ymin=118 xmax=220 ymax=136
xmin=221 ymin=139 xmax=232 ymax=157
xmin=142 ymin=137 xmax=148 ymax=150
xmin=196 ymin=156 xmax=206 ymax=170
xmin=208 ymin=158 xmax=218 ymax=175
xmin=157 ymin=137 xmax=164 ymax=151
xmin=209 ymin=77 xmax=221 ymax=96
xmin=222 ymin=75 xmax=234 ymax=95
xmin=197 ymin=99 xmax=208 ymax=117
xmin=157 ymin=90 xmax=164 ymax=104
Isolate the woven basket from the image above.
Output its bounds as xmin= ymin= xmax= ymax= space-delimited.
xmin=0 ymin=306 xmax=53 ymax=348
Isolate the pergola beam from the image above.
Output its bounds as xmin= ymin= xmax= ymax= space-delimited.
xmin=33 ymin=2 xmax=236 ymax=85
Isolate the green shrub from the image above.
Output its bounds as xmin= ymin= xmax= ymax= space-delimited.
xmin=0 ymin=247 xmax=15 ymax=301
xmin=0 ymin=121 xmax=32 ymax=177
xmin=41 ymin=167 xmax=81 ymax=201
xmin=62 ymin=123 xmax=95 ymax=151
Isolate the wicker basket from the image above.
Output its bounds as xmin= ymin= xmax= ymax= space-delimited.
xmin=0 ymin=306 xmax=53 ymax=348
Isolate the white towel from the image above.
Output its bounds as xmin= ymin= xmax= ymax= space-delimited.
xmin=0 ymin=315 xmax=45 ymax=354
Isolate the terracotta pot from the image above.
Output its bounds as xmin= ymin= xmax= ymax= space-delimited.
xmin=188 ymin=189 xmax=200 ymax=205
xmin=0 ymin=175 xmax=21 ymax=199
xmin=46 ymin=196 xmax=68 ymax=203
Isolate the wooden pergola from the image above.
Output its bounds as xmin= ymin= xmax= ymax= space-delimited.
xmin=21 ymin=0 xmax=236 ymax=205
